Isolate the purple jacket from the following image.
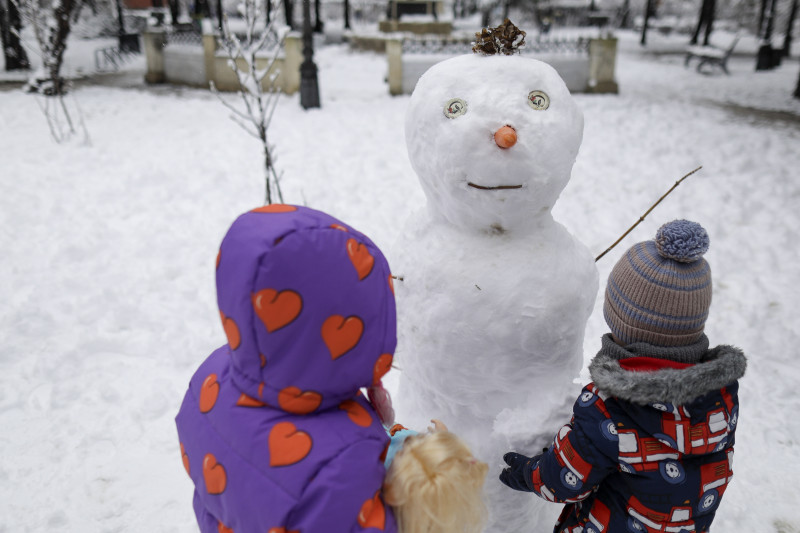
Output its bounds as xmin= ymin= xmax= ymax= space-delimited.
xmin=176 ymin=205 xmax=398 ymax=533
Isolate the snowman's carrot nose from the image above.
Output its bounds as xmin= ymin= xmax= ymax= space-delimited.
xmin=494 ymin=126 xmax=517 ymax=149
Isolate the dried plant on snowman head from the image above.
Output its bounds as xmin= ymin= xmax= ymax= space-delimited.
xmin=472 ymin=19 xmax=527 ymax=56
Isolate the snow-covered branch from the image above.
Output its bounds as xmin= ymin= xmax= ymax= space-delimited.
xmin=211 ymin=0 xmax=287 ymax=204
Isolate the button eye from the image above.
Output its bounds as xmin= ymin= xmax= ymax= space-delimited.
xmin=444 ymin=98 xmax=467 ymax=119
xmin=527 ymin=91 xmax=550 ymax=110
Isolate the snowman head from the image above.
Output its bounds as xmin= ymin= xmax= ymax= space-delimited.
xmin=405 ymin=54 xmax=584 ymax=233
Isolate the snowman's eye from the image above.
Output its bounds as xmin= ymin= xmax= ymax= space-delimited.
xmin=444 ymin=98 xmax=467 ymax=119
xmin=527 ymin=91 xmax=550 ymax=110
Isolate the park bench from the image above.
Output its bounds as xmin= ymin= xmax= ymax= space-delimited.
xmin=684 ymin=35 xmax=740 ymax=74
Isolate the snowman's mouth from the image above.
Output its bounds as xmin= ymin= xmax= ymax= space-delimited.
xmin=467 ymin=182 xmax=523 ymax=191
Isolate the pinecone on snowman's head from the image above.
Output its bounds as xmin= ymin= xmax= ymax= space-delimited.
xmin=473 ymin=19 xmax=526 ymax=56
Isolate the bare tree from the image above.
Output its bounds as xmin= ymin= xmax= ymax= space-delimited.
xmin=783 ymin=0 xmax=798 ymax=57
xmin=690 ymin=0 xmax=716 ymax=46
xmin=212 ymin=0 xmax=286 ymax=204
xmin=14 ymin=0 xmax=90 ymax=143
xmin=795 ymin=64 xmax=800 ymax=99
xmin=283 ymin=0 xmax=294 ymax=28
xmin=1 ymin=0 xmax=30 ymax=70
xmin=640 ymin=0 xmax=654 ymax=45
xmin=757 ymin=0 xmax=768 ymax=36
xmin=15 ymin=0 xmax=83 ymax=94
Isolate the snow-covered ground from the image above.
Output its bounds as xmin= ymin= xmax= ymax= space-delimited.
xmin=2 ymin=28 xmax=800 ymax=532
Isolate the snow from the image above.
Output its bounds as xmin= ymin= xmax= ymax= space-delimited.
xmin=2 ymin=28 xmax=800 ymax=532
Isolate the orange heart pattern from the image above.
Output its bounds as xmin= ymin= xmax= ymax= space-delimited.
xmin=220 ymin=311 xmax=241 ymax=350
xmin=330 ymin=223 xmax=348 ymax=232
xmin=236 ymin=393 xmax=266 ymax=408
xmin=203 ymin=453 xmax=227 ymax=495
xmin=346 ymin=238 xmax=375 ymax=281
xmin=372 ymin=353 xmax=393 ymax=386
xmin=251 ymin=204 xmax=297 ymax=213
xmin=357 ymin=491 xmax=386 ymax=530
xmin=268 ymin=528 xmax=299 ymax=533
xmin=278 ymin=386 xmax=322 ymax=414
xmin=321 ymin=315 xmax=364 ymax=359
xmin=199 ymin=374 xmax=220 ymax=413
xmin=217 ymin=522 xmax=233 ymax=533
xmin=181 ymin=443 xmax=190 ymax=476
xmin=340 ymin=400 xmax=373 ymax=428
xmin=252 ymin=289 xmax=303 ymax=333
xmin=269 ymin=422 xmax=312 ymax=467
xmin=388 ymin=275 xmax=394 ymax=295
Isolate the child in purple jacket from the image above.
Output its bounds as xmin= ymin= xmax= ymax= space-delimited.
xmin=176 ymin=205 xmax=399 ymax=533
xmin=500 ymin=220 xmax=746 ymax=533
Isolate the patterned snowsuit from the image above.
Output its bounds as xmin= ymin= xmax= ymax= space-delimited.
xmin=175 ymin=205 xmax=398 ymax=533
xmin=502 ymin=334 xmax=746 ymax=533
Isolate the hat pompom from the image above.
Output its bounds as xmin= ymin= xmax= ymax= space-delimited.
xmin=655 ymin=220 xmax=709 ymax=263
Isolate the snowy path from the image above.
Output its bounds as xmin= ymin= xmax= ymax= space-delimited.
xmin=2 ymin=33 xmax=800 ymax=531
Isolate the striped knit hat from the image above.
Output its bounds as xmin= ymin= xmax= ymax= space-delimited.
xmin=603 ymin=220 xmax=712 ymax=347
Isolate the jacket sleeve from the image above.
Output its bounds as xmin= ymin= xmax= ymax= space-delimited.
xmin=287 ymin=439 xmax=398 ymax=533
xmin=523 ymin=384 xmax=620 ymax=504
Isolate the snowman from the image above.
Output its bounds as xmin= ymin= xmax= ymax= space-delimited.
xmin=392 ymin=21 xmax=599 ymax=533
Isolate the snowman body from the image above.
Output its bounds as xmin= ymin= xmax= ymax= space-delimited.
xmin=394 ymin=54 xmax=599 ymax=533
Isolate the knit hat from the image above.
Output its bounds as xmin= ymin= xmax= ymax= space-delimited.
xmin=603 ymin=220 xmax=712 ymax=347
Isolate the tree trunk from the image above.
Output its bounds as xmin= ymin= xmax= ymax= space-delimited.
xmin=758 ymin=0 xmax=768 ymax=37
xmin=690 ymin=0 xmax=715 ymax=45
xmin=641 ymin=0 xmax=653 ymax=45
xmin=168 ymin=0 xmax=180 ymax=25
xmin=284 ymin=0 xmax=295 ymax=28
xmin=1 ymin=0 xmax=30 ymax=70
xmin=764 ymin=0 xmax=777 ymax=41
xmin=313 ymin=0 xmax=322 ymax=32
xmin=795 ymin=65 xmax=800 ymax=98
xmin=343 ymin=0 xmax=350 ymax=29
xmin=47 ymin=0 xmax=79 ymax=95
xmin=480 ymin=6 xmax=490 ymax=28
xmin=702 ymin=0 xmax=715 ymax=45
xmin=619 ymin=0 xmax=631 ymax=28
xmin=782 ymin=0 xmax=798 ymax=56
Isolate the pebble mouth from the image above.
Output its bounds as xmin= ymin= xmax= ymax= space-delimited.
xmin=467 ymin=182 xmax=523 ymax=191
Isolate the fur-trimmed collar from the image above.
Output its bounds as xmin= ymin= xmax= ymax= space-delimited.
xmin=588 ymin=334 xmax=747 ymax=406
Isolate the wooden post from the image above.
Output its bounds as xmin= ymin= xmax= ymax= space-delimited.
xmin=386 ymin=38 xmax=403 ymax=96
xmin=588 ymin=38 xmax=619 ymax=94
xmin=143 ymin=29 xmax=167 ymax=83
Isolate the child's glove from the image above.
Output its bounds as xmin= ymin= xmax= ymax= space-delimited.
xmin=499 ymin=452 xmax=540 ymax=492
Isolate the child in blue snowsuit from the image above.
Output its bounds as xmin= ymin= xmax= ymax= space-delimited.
xmin=500 ymin=220 xmax=746 ymax=533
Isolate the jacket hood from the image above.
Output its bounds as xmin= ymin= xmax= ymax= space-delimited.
xmin=589 ymin=334 xmax=746 ymax=407
xmin=215 ymin=205 xmax=396 ymax=413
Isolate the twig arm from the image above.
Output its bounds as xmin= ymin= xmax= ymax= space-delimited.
xmin=594 ymin=166 xmax=702 ymax=262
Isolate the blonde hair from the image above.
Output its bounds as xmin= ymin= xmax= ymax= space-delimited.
xmin=383 ymin=431 xmax=489 ymax=533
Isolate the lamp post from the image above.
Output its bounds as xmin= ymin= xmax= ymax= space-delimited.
xmin=300 ymin=0 xmax=320 ymax=109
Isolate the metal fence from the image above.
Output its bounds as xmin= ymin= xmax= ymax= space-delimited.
xmin=165 ymin=28 xmax=204 ymax=46
xmin=401 ymin=35 xmax=590 ymax=55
